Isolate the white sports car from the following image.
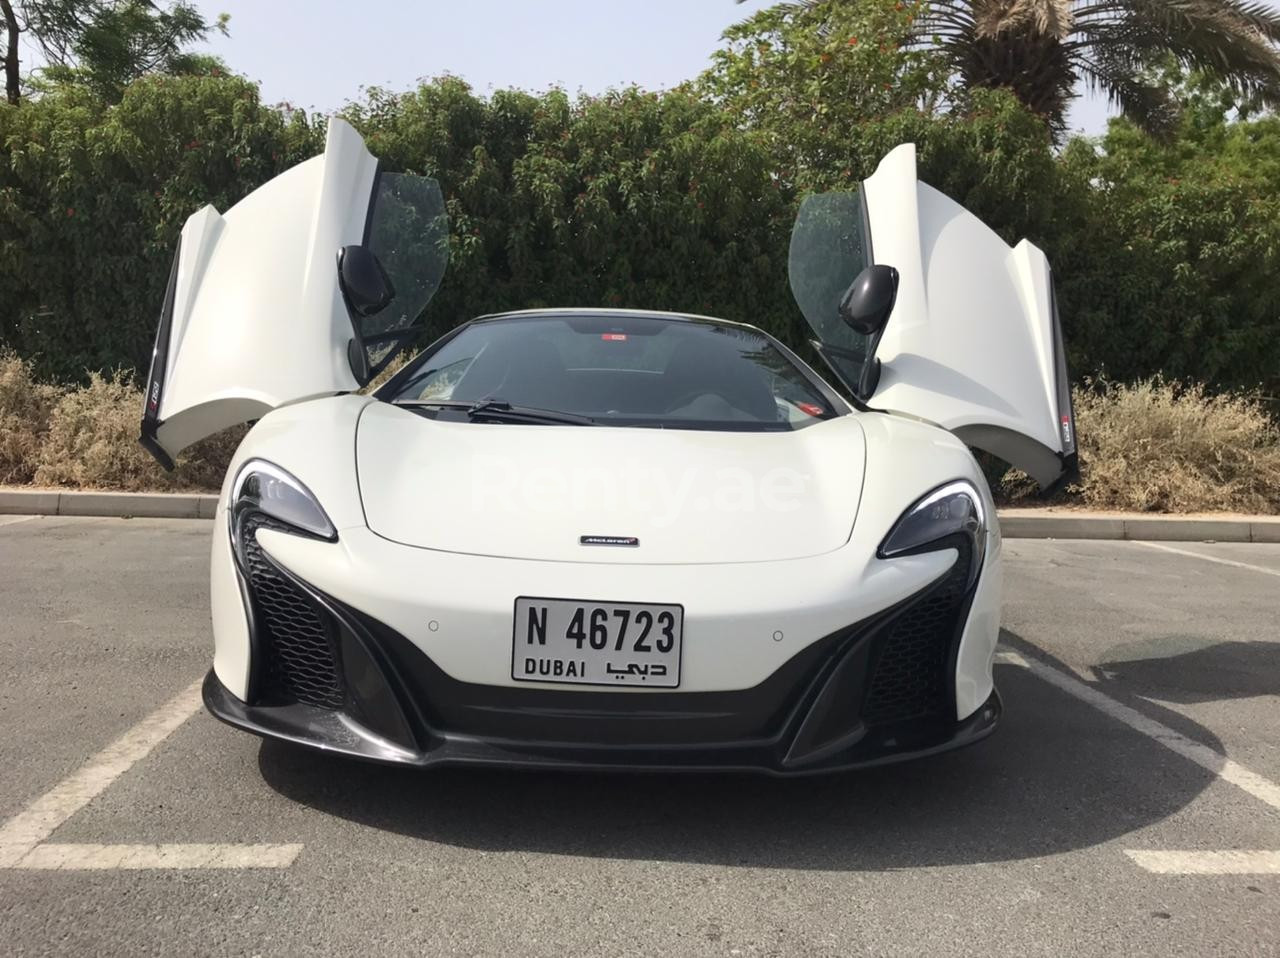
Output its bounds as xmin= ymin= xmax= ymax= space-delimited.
xmin=140 ymin=119 xmax=1075 ymax=774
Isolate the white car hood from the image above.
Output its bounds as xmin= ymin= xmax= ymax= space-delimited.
xmin=356 ymin=403 xmax=866 ymax=564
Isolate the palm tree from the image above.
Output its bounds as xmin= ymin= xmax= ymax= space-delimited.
xmin=737 ymin=0 xmax=1280 ymax=137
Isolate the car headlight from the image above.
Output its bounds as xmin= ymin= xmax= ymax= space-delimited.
xmin=878 ymin=480 xmax=986 ymax=575
xmin=229 ymin=460 xmax=337 ymax=542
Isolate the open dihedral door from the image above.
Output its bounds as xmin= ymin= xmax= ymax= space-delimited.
xmin=789 ymin=144 xmax=1077 ymax=489
xmin=140 ymin=117 xmax=449 ymax=468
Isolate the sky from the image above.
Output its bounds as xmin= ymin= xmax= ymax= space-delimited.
xmin=187 ymin=0 xmax=1113 ymax=135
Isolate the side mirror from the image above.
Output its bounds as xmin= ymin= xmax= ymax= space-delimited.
xmin=838 ymin=264 xmax=899 ymax=336
xmin=837 ymin=264 xmax=899 ymax=401
xmin=337 ymin=245 xmax=394 ymax=318
xmin=337 ymin=245 xmax=395 ymax=386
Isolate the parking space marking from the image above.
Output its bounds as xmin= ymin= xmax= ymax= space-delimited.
xmin=0 ymin=678 xmax=205 ymax=868
xmin=0 ymin=515 xmax=37 ymax=527
xmin=1126 ymin=851 xmax=1280 ymax=875
xmin=16 ymin=843 xmax=303 ymax=870
xmin=1134 ymin=540 xmax=1280 ymax=578
xmin=1015 ymin=650 xmax=1280 ymax=815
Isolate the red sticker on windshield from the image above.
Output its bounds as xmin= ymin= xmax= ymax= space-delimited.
xmin=601 ymin=333 xmax=627 ymax=341
xmin=796 ymin=402 xmax=825 ymax=417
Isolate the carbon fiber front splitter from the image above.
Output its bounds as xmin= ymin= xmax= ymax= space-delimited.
xmin=203 ymin=669 xmax=1001 ymax=776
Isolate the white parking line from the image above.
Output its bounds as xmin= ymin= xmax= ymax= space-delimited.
xmin=995 ymin=650 xmax=1031 ymax=668
xmin=1012 ymin=651 xmax=1280 ymax=815
xmin=1009 ymin=645 xmax=1280 ymax=874
xmin=0 ymin=678 xmax=205 ymax=867
xmin=0 ymin=515 xmax=37 ymax=527
xmin=0 ymin=676 xmax=303 ymax=870
xmin=1126 ymin=851 xmax=1280 ymax=875
xmin=17 ymin=843 xmax=303 ymax=870
xmin=1134 ymin=540 xmax=1280 ymax=578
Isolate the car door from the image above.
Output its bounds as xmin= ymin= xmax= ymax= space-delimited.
xmin=140 ymin=117 xmax=449 ymax=468
xmin=788 ymin=144 xmax=1076 ymax=489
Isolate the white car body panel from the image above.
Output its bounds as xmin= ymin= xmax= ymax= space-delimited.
xmin=209 ymin=506 xmax=250 ymax=697
xmin=356 ymin=403 xmax=868 ymax=564
xmin=218 ymin=394 xmax=375 ymax=532
xmin=955 ymin=526 xmax=1002 ymax=717
xmin=252 ymin=526 xmax=959 ymax=694
xmin=210 ymin=401 xmax=1000 ymax=718
xmin=210 ymin=395 xmax=376 ymax=698
xmin=861 ymin=144 xmax=1072 ymax=486
xmin=147 ymin=119 xmax=376 ymax=460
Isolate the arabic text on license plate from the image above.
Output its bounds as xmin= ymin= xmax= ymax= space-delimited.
xmin=512 ymin=597 xmax=683 ymax=688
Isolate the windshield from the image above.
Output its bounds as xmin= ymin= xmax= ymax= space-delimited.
xmin=387 ymin=314 xmax=840 ymax=431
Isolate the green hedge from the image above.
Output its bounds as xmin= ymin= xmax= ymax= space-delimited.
xmin=342 ymin=80 xmax=801 ymax=347
xmin=2 ymin=72 xmax=1278 ymax=394
xmin=0 ymin=75 xmax=318 ymax=381
xmin=1050 ymin=112 xmax=1280 ymax=391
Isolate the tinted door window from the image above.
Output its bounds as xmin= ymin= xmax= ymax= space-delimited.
xmin=788 ymin=191 xmax=873 ymax=396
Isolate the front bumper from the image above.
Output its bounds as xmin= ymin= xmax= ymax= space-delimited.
xmin=204 ymin=669 xmax=1001 ymax=775
xmin=204 ymin=532 xmax=1002 ymax=775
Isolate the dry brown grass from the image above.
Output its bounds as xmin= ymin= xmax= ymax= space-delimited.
xmin=30 ymin=370 xmax=240 ymax=491
xmin=2 ymin=353 xmax=240 ymax=492
xmin=1001 ymin=379 xmax=1280 ymax=513
xmin=0 ymin=350 xmax=60 ymax=484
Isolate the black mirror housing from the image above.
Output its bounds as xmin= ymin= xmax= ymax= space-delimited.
xmin=337 ymin=245 xmax=395 ymax=387
xmin=337 ymin=245 xmax=395 ymax=319
xmin=839 ymin=264 xmax=899 ymax=336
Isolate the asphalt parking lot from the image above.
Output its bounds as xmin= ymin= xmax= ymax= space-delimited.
xmin=0 ymin=515 xmax=1277 ymax=957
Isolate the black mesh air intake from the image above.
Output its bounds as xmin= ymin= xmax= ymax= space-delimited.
xmin=861 ymin=548 xmax=972 ymax=726
xmin=240 ymin=513 xmax=345 ymax=710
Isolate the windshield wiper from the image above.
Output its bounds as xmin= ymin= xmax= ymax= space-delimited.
xmin=394 ymin=398 xmax=597 ymax=426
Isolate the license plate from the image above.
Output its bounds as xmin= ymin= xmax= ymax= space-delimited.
xmin=512 ymin=597 xmax=683 ymax=688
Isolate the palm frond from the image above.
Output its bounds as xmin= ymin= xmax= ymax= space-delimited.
xmin=1076 ymin=0 xmax=1280 ymax=44
xmin=1074 ymin=0 xmax=1280 ymax=107
xmin=915 ymin=1 xmax=980 ymax=39
xmin=1075 ymin=50 xmax=1181 ymax=135
xmin=972 ymin=0 xmax=1074 ymax=40
xmin=726 ymin=0 xmax=1280 ymax=138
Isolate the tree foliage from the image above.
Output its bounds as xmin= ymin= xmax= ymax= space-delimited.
xmin=1 ymin=0 xmax=226 ymax=105
xmin=704 ymin=0 xmax=1059 ymax=241
xmin=750 ymin=0 xmax=1280 ymax=140
xmin=705 ymin=0 xmax=940 ymax=185
xmin=1049 ymin=72 xmax=1280 ymax=388
xmin=916 ymin=0 xmax=1280 ymax=138
xmin=0 ymin=73 xmax=317 ymax=378
xmin=343 ymin=79 xmax=804 ymax=344
xmin=0 ymin=75 xmax=801 ymax=380
xmin=2 ymin=5 xmax=1279 ymax=397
